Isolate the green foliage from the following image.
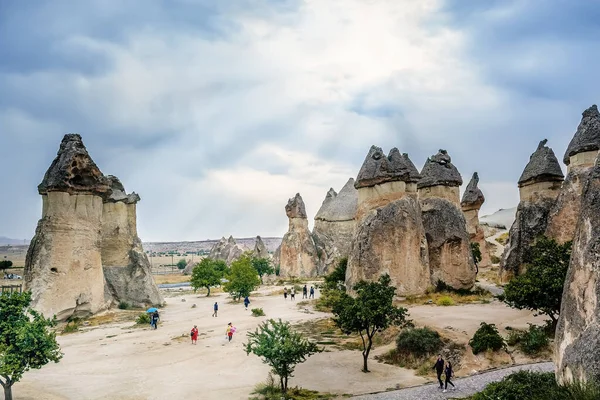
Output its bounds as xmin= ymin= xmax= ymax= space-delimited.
xmin=331 ymin=274 xmax=410 ymax=372
xmin=562 ymin=379 xmax=600 ymax=400
xmin=395 ymin=327 xmax=443 ymax=358
xmin=490 ymin=254 xmax=501 ymax=264
xmin=436 ymin=296 xmax=455 ymax=306
xmin=470 ymin=371 xmax=559 ymax=400
xmin=504 ymin=237 xmax=572 ymax=327
xmin=252 ymin=308 xmax=266 ymax=317
xmin=471 ymin=242 xmax=482 ymax=264
xmin=275 ymin=264 xmax=281 ymax=276
xmin=506 ymin=324 xmax=549 ymax=355
xmin=136 ymin=313 xmax=151 ymax=325
xmin=251 ymin=374 xmax=336 ymax=399
xmin=245 ymin=319 xmax=322 ymax=394
xmin=323 ymin=258 xmax=347 ymax=291
xmin=224 ymin=255 xmax=261 ymax=301
xmin=62 ymin=321 xmax=80 ymax=333
xmin=0 ymin=260 xmax=13 ymax=271
xmin=0 ymin=292 xmax=63 ymax=399
xmin=190 ymin=258 xmax=227 ymax=296
xmin=176 ymin=259 xmax=187 ymax=270
xmin=118 ymin=301 xmax=131 ymax=310
xmin=469 ymin=322 xmax=504 ymax=354
xmin=251 ymin=257 xmax=275 ymax=283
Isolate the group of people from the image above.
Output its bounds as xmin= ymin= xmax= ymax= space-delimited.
xmin=283 ymin=284 xmax=315 ymax=300
xmin=190 ymin=322 xmax=236 ymax=344
xmin=433 ymin=354 xmax=455 ymax=393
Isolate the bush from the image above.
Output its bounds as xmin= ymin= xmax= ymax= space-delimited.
xmin=469 ymin=322 xmax=504 ymax=354
xmin=470 ymin=371 xmax=560 ymax=400
xmin=251 ymin=308 xmax=265 ymax=317
xmin=136 ymin=313 xmax=151 ymax=325
xmin=506 ymin=329 xmax=523 ymax=346
xmin=490 ymin=255 xmax=501 ymax=264
xmin=118 ymin=301 xmax=131 ymax=310
xmin=519 ymin=324 xmax=549 ymax=355
xmin=62 ymin=321 xmax=79 ymax=333
xmin=396 ymin=327 xmax=443 ymax=358
xmin=436 ymin=296 xmax=455 ymax=306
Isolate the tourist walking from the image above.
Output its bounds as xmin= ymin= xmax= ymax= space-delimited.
xmin=151 ymin=311 xmax=160 ymax=330
xmin=302 ymin=285 xmax=308 ymax=299
xmin=226 ymin=322 xmax=235 ymax=342
xmin=191 ymin=325 xmax=199 ymax=344
xmin=290 ymin=287 xmax=296 ymax=300
xmin=244 ymin=296 xmax=250 ymax=310
xmin=309 ymin=286 xmax=315 ymax=299
xmin=212 ymin=302 xmax=218 ymax=317
xmin=433 ymin=355 xmax=445 ymax=389
xmin=444 ymin=361 xmax=455 ymax=392
xmin=283 ymin=287 xmax=288 ymax=300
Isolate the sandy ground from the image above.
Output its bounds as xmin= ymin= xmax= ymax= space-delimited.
xmin=14 ymin=288 xmax=544 ymax=400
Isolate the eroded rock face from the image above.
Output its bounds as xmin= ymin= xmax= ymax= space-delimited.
xmin=422 ymin=198 xmax=476 ymax=289
xmin=346 ymin=196 xmax=430 ymax=296
xmin=555 ymin=157 xmax=600 ymax=384
xmin=313 ymin=178 xmax=358 ymax=274
xmin=461 ymin=172 xmax=492 ymax=268
xmin=253 ymin=236 xmax=270 ymax=259
xmin=101 ymin=176 xmax=163 ymax=308
xmin=279 ymin=193 xmax=320 ymax=277
xmin=25 ymin=135 xmax=110 ymax=320
xmin=563 ymin=105 xmax=600 ymax=165
xmin=208 ymin=236 xmax=244 ymax=265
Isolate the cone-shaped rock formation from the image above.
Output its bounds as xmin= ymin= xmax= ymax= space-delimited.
xmin=253 ymin=235 xmax=270 ymax=259
xmin=461 ymin=172 xmax=492 ymax=268
xmin=278 ymin=194 xmax=320 ymax=277
xmin=418 ymin=150 xmax=463 ymax=205
xmin=208 ymin=236 xmax=244 ymax=265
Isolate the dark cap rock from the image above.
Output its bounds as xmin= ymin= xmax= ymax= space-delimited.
xmin=38 ymin=134 xmax=110 ymax=196
xmin=355 ymin=145 xmax=421 ymax=188
xmin=564 ymin=105 xmax=600 ymax=165
xmin=285 ymin=193 xmax=307 ymax=219
xmin=461 ymin=172 xmax=485 ymax=209
xmin=518 ymin=139 xmax=564 ymax=186
xmin=105 ymin=175 xmax=141 ymax=204
xmin=417 ymin=150 xmax=463 ymax=189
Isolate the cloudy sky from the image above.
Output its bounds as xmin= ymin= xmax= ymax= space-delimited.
xmin=1 ymin=0 xmax=599 ymax=242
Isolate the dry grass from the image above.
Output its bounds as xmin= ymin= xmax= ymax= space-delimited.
xmin=153 ymin=274 xmax=190 ymax=285
xmin=478 ymin=266 xmax=502 ymax=285
xmin=495 ymin=232 xmax=510 ymax=245
xmin=399 ymin=290 xmax=492 ymax=306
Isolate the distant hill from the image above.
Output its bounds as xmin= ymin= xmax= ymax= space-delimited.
xmin=480 ymin=207 xmax=517 ymax=230
xmin=0 ymin=237 xmax=30 ymax=246
xmin=143 ymin=237 xmax=282 ymax=254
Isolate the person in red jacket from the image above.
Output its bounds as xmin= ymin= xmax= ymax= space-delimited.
xmin=191 ymin=325 xmax=199 ymax=345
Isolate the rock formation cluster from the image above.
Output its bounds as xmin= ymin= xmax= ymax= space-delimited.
xmin=461 ymin=173 xmax=492 ymax=268
xmin=208 ymin=236 xmax=245 ymax=265
xmin=276 ymin=193 xmax=320 ymax=277
xmin=24 ymin=134 xmax=163 ymax=320
xmin=312 ymin=178 xmax=358 ymax=274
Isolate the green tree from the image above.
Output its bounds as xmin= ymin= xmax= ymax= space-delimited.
xmin=176 ymin=259 xmax=187 ymax=270
xmin=0 ymin=292 xmax=63 ymax=400
xmin=323 ymin=257 xmax=347 ymax=291
xmin=190 ymin=258 xmax=226 ymax=296
xmin=332 ymin=274 xmax=409 ymax=372
xmin=0 ymin=261 xmax=12 ymax=274
xmin=245 ymin=319 xmax=322 ymax=394
xmin=250 ymin=257 xmax=274 ymax=284
xmin=224 ymin=255 xmax=261 ymax=301
xmin=471 ymin=242 xmax=482 ymax=274
xmin=504 ymin=237 xmax=572 ymax=328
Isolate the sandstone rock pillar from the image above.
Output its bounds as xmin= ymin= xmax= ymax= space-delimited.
xmin=500 ymin=139 xmax=564 ymax=281
xmin=346 ymin=146 xmax=430 ymax=296
xmin=24 ymin=134 xmax=111 ymax=320
xmin=461 ymin=172 xmax=492 ymax=269
xmin=418 ymin=150 xmax=476 ymax=290
xmin=278 ymin=193 xmax=320 ymax=277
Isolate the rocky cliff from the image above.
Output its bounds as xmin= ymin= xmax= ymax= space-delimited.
xmin=278 ymin=193 xmax=320 ymax=277
xmin=500 ymin=140 xmax=564 ymax=281
xmin=101 ymin=176 xmax=163 ymax=308
xmin=347 ymin=146 xmax=429 ymax=295
xmin=555 ymin=156 xmax=600 ymax=384
xmin=208 ymin=236 xmax=244 ymax=265
xmin=25 ymin=134 xmax=110 ymax=320
xmin=313 ymin=178 xmax=358 ymax=274
xmin=461 ymin=172 xmax=492 ymax=268
xmin=252 ymin=235 xmax=270 ymax=259
xmin=546 ymin=105 xmax=600 ymax=244
xmin=418 ymin=150 xmax=475 ymax=290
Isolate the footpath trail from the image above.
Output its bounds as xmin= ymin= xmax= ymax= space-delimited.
xmin=352 ymin=362 xmax=554 ymax=400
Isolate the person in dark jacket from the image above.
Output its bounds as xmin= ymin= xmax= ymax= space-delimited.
xmin=444 ymin=361 xmax=455 ymax=392
xmin=433 ymin=354 xmax=444 ymax=389
xmin=243 ymin=296 xmax=250 ymax=310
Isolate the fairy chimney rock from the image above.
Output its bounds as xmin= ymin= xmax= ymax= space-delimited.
xmin=209 ymin=236 xmax=244 ymax=265
xmin=518 ymin=139 xmax=564 ymax=202
xmin=417 ymin=150 xmax=463 ymax=205
xmin=253 ymin=235 xmax=269 ymax=259
xmin=563 ymin=105 xmax=600 ymax=168
xmin=461 ymin=172 xmax=492 ymax=269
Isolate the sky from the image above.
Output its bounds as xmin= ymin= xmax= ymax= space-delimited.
xmin=1 ymin=0 xmax=600 ymax=242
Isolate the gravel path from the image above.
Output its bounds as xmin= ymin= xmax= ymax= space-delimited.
xmin=352 ymin=362 xmax=554 ymax=400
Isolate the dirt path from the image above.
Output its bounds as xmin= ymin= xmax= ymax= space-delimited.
xmin=353 ymin=362 xmax=554 ymax=399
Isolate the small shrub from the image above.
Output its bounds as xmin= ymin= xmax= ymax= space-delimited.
xmin=118 ymin=301 xmax=131 ymax=310
xmin=562 ymin=379 xmax=600 ymax=400
xmin=436 ymin=296 xmax=455 ymax=306
xmin=519 ymin=324 xmax=549 ymax=355
xmin=469 ymin=322 xmax=504 ymax=354
xmin=136 ymin=313 xmax=151 ymax=325
xmin=62 ymin=321 xmax=80 ymax=333
xmin=490 ymin=255 xmax=501 ymax=264
xmin=495 ymin=232 xmax=509 ymax=245
xmin=506 ymin=329 xmax=524 ymax=346
xmin=251 ymin=308 xmax=265 ymax=317
xmin=396 ymin=327 xmax=443 ymax=357
xmin=470 ymin=371 xmax=560 ymax=400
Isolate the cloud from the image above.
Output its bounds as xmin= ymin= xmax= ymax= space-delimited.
xmin=1 ymin=0 xmax=599 ymax=241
